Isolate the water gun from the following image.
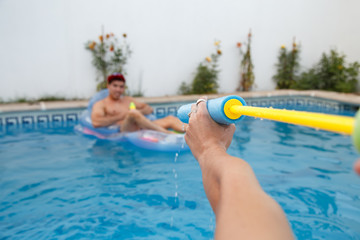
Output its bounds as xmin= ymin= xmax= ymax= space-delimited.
xmin=129 ymin=102 xmax=136 ymax=110
xmin=177 ymin=95 xmax=360 ymax=151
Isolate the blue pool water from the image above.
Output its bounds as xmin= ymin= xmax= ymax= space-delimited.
xmin=1 ymin=108 xmax=360 ymax=239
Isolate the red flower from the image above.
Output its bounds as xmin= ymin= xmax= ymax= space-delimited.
xmin=106 ymin=34 xmax=110 ymax=39
xmin=99 ymin=35 xmax=103 ymax=42
xmin=237 ymin=42 xmax=242 ymax=48
xmin=110 ymin=45 xmax=114 ymax=51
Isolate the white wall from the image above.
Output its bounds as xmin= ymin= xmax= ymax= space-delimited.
xmin=1 ymin=0 xmax=360 ymax=101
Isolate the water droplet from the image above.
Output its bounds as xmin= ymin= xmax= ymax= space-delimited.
xmin=174 ymin=152 xmax=178 ymax=163
xmin=181 ymin=140 xmax=186 ymax=149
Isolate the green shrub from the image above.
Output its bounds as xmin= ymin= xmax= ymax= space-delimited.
xmin=191 ymin=62 xmax=219 ymax=94
xmin=178 ymin=41 xmax=221 ymax=95
xmin=273 ymin=39 xmax=300 ymax=89
xmin=85 ymin=32 xmax=131 ymax=91
xmin=178 ymin=82 xmax=192 ymax=95
xmin=237 ymin=30 xmax=255 ymax=91
xmin=295 ymin=49 xmax=359 ymax=93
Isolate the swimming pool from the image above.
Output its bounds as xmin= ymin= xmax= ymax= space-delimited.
xmin=1 ymin=98 xmax=360 ymax=239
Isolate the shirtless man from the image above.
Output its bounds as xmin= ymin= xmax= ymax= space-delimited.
xmin=91 ymin=73 xmax=185 ymax=134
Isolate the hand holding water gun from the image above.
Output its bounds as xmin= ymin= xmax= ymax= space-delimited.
xmin=184 ymin=97 xmax=235 ymax=160
xmin=178 ymin=95 xmax=360 ymax=175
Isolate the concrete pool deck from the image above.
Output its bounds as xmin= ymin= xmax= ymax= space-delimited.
xmin=1 ymin=90 xmax=360 ymax=113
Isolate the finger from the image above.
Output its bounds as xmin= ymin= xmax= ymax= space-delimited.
xmin=188 ymin=104 xmax=197 ymax=123
xmin=196 ymin=97 xmax=208 ymax=114
xmin=354 ymin=159 xmax=360 ymax=175
xmin=224 ymin=124 xmax=236 ymax=149
xmin=228 ymin=123 xmax=236 ymax=133
xmin=190 ymin=103 xmax=197 ymax=114
xmin=185 ymin=124 xmax=189 ymax=133
xmin=196 ymin=96 xmax=207 ymax=106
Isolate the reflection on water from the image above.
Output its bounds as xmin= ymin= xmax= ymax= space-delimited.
xmin=1 ymin=113 xmax=360 ymax=239
xmin=230 ymin=117 xmax=254 ymax=153
xmin=0 ymin=128 xmax=212 ymax=239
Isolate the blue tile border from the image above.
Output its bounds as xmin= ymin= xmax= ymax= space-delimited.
xmin=0 ymin=96 xmax=358 ymax=129
xmin=155 ymin=107 xmax=167 ymax=117
xmin=167 ymin=107 xmax=178 ymax=116
xmin=0 ymin=109 xmax=84 ymax=129
xmin=38 ymin=115 xmax=49 ymax=124
xmin=5 ymin=117 xmax=19 ymax=126
xmin=52 ymin=114 xmax=64 ymax=123
xmin=22 ymin=116 xmax=34 ymax=125
xmin=66 ymin=113 xmax=78 ymax=122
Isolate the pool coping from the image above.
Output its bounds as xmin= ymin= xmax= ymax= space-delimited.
xmin=1 ymin=90 xmax=359 ymax=113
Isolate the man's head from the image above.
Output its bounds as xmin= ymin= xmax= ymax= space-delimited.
xmin=107 ymin=73 xmax=126 ymax=99
xmin=107 ymin=73 xmax=126 ymax=85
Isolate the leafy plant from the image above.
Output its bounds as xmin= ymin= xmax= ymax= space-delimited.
xmin=236 ymin=30 xmax=255 ymax=91
xmin=178 ymin=41 xmax=222 ymax=95
xmin=178 ymin=82 xmax=192 ymax=95
xmin=273 ymin=38 xmax=300 ymax=89
xmin=294 ymin=49 xmax=359 ymax=93
xmin=85 ymin=32 xmax=131 ymax=91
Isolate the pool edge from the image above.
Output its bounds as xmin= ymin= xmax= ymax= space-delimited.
xmin=0 ymin=90 xmax=359 ymax=113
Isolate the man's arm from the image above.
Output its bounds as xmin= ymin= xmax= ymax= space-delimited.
xmin=91 ymin=101 xmax=123 ymax=127
xmin=200 ymin=150 xmax=294 ymax=240
xmin=185 ymin=100 xmax=294 ymax=240
xmin=133 ymin=99 xmax=153 ymax=115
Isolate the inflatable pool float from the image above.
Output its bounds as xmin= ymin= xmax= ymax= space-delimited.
xmin=75 ymin=89 xmax=189 ymax=152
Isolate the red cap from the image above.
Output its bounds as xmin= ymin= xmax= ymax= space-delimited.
xmin=107 ymin=73 xmax=126 ymax=84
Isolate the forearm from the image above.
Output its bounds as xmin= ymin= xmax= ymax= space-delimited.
xmin=198 ymin=149 xmax=293 ymax=239
xmin=91 ymin=115 xmax=122 ymax=127
xmin=138 ymin=105 xmax=153 ymax=115
xmin=198 ymin=148 xmax=250 ymax=213
xmin=216 ymin=174 xmax=294 ymax=239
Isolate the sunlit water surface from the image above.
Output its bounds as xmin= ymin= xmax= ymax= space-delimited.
xmin=1 ymin=111 xmax=359 ymax=239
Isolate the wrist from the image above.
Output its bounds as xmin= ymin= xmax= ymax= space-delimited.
xmin=197 ymin=145 xmax=228 ymax=169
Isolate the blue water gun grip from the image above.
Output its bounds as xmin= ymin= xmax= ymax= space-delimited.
xmin=177 ymin=95 xmax=247 ymax=125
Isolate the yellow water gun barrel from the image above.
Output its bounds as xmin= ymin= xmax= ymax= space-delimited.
xmin=230 ymin=105 xmax=354 ymax=135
